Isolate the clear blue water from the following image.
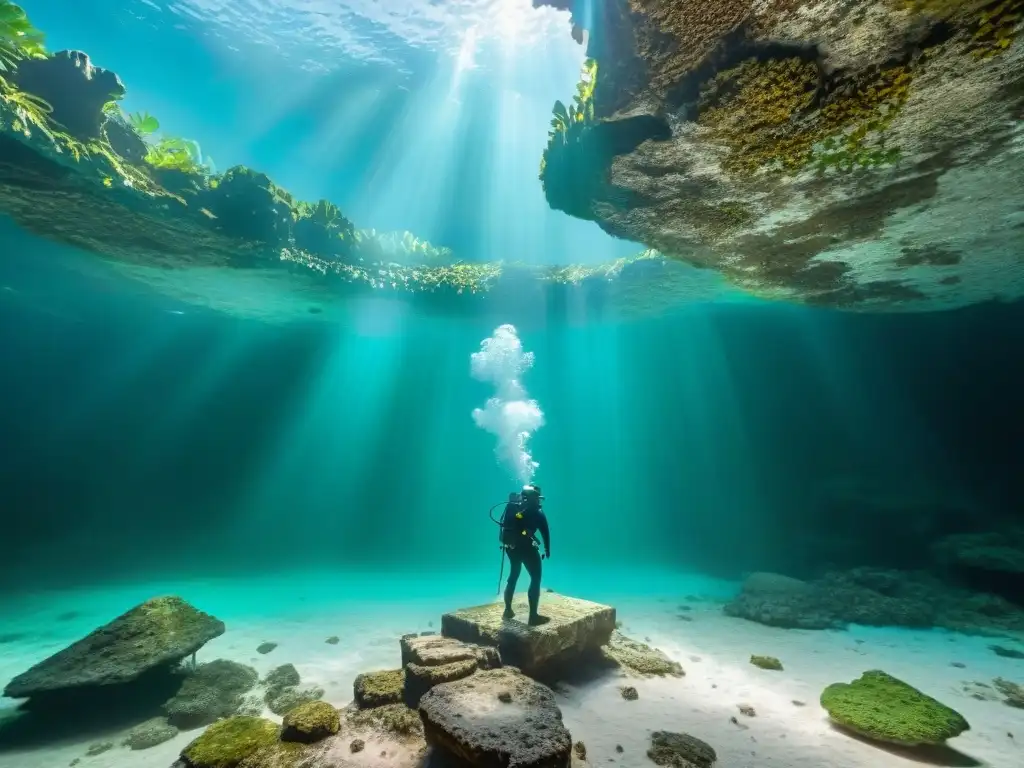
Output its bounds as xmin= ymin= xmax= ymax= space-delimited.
xmin=2 ymin=2 xmax=1024 ymax=767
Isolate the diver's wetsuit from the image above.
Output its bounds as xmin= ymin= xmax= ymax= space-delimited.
xmin=502 ymin=504 xmax=550 ymax=622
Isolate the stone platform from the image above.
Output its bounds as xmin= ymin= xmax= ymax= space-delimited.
xmin=440 ymin=593 xmax=616 ymax=678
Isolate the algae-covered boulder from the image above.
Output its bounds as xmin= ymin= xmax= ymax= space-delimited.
xmin=647 ymin=731 xmax=716 ymax=768
xmin=3 ymin=596 xmax=224 ymax=699
xmin=265 ymin=685 xmax=324 ymax=717
xmin=404 ymin=658 xmax=478 ymax=708
xmin=281 ymin=700 xmax=340 ymax=743
xmin=122 ymin=716 xmax=178 ymax=750
xmin=353 ymin=669 xmax=404 ymax=709
xmin=601 ymin=632 xmax=684 ymax=677
xmin=346 ymin=702 xmax=424 ymax=740
xmin=164 ymin=659 xmax=259 ymax=728
xmin=10 ymin=50 xmax=125 ymax=141
xmin=179 ymin=716 xmax=280 ymax=768
xmin=262 ymin=664 xmax=300 ymax=694
xmin=821 ymin=670 xmax=969 ymax=746
xmin=441 ymin=592 xmax=616 ymax=678
xmin=750 ymin=655 xmax=783 ymax=671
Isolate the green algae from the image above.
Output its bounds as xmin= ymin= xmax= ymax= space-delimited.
xmin=820 ymin=670 xmax=969 ymax=746
xmin=180 ymin=717 xmax=281 ymax=768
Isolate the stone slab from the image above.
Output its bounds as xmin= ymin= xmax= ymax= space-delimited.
xmin=4 ymin=596 xmax=224 ymax=699
xmin=418 ymin=667 xmax=571 ymax=768
xmin=440 ymin=593 xmax=615 ymax=678
xmin=400 ymin=634 xmax=501 ymax=670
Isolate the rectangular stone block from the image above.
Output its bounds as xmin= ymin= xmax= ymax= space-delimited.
xmin=440 ymin=593 xmax=616 ymax=678
xmin=399 ymin=633 xmax=501 ymax=670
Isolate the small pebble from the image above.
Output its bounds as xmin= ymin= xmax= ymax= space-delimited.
xmin=738 ymin=704 xmax=756 ymax=717
xmin=678 ymin=615 xmax=693 ymax=622
xmin=950 ymin=661 xmax=965 ymax=668
xmin=325 ymin=636 xmax=340 ymax=645
xmin=86 ymin=743 xmax=113 ymax=757
xmin=620 ymin=685 xmax=638 ymax=701
xmin=791 ymin=700 xmax=805 ymax=707
xmin=574 ymin=741 xmax=587 ymax=760
xmin=498 ymin=691 xmax=512 ymax=703
xmin=615 ymin=745 xmax=624 ymax=753
xmin=349 ymin=739 xmax=364 ymax=753
xmin=256 ymin=642 xmax=277 ymax=654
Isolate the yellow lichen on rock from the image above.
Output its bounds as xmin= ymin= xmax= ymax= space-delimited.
xmin=698 ymin=56 xmax=914 ymax=175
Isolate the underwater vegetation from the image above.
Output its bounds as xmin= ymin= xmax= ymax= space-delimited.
xmin=0 ymin=3 xmax=696 ymax=315
xmin=539 ymin=57 xmax=599 ymax=219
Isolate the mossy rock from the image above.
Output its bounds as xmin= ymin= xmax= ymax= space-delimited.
xmin=263 ymin=664 xmax=301 ymax=694
xmin=122 ymin=716 xmax=178 ymax=750
xmin=3 ymin=596 xmax=224 ymax=698
xmin=237 ymin=742 xmax=308 ymax=768
xmin=404 ymin=658 xmax=478 ymax=707
xmin=265 ymin=685 xmax=324 ymax=716
xmin=347 ymin=702 xmax=423 ymax=739
xmin=165 ymin=659 xmax=259 ymax=728
xmin=180 ymin=716 xmax=280 ymax=768
xmin=601 ymin=632 xmax=684 ymax=677
xmin=281 ymin=700 xmax=340 ymax=743
xmin=820 ymin=670 xmax=969 ymax=746
xmin=750 ymin=655 xmax=783 ymax=671
xmin=353 ymin=669 xmax=403 ymax=708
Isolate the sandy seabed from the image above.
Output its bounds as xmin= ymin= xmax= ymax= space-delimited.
xmin=0 ymin=567 xmax=1021 ymax=768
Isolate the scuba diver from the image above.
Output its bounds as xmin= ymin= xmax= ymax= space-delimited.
xmin=497 ymin=484 xmax=551 ymax=625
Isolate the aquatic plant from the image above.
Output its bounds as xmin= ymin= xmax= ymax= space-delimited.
xmin=353 ymin=229 xmax=456 ymax=265
xmin=539 ymin=57 xmax=596 ymax=172
xmin=0 ymin=1 xmax=45 ymax=74
xmin=293 ymin=199 xmax=356 ymax=259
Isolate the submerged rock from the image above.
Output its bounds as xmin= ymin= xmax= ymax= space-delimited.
xmin=418 ymin=667 xmax=571 ymax=768
xmin=262 ymin=665 xmax=300 ymax=694
xmin=404 ymin=659 xmax=478 ymax=708
xmin=3 ymin=596 xmax=224 ymax=699
xmin=10 ymin=50 xmax=125 ymax=141
xmin=440 ymin=592 xmax=616 ymax=678
xmin=821 ymin=670 xmax=969 ymax=746
xmin=122 ymin=716 xmax=178 ymax=750
xmin=750 ymin=655 xmax=783 ymax=671
xmin=993 ymin=678 xmax=1024 ymax=708
xmin=353 ymin=669 xmax=404 ymax=709
xmin=534 ymin=0 xmax=1024 ymax=311
xmin=164 ymin=659 xmax=259 ymax=728
xmin=647 ymin=731 xmax=716 ymax=768
xmin=399 ymin=633 xmax=501 ymax=706
xmin=724 ymin=572 xmax=841 ymax=630
xmin=265 ymin=685 xmax=324 ymax=717
xmin=178 ymin=716 xmax=280 ymax=768
xmin=400 ymin=633 xmax=501 ymax=670
xmin=601 ymin=632 xmax=684 ymax=677
xmin=725 ymin=568 xmax=1024 ymax=633
xmin=281 ymin=700 xmax=340 ymax=743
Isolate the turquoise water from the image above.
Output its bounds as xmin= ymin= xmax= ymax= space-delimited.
xmin=2 ymin=2 xmax=1024 ymax=767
